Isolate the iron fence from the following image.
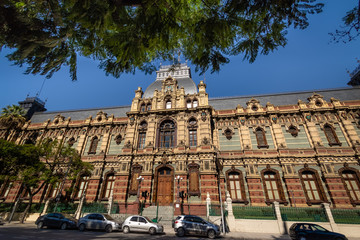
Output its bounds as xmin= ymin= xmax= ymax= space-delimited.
xmin=81 ymin=202 xmax=106 ymax=213
xmin=233 ymin=205 xmax=276 ymax=220
xmin=331 ymin=208 xmax=360 ymax=224
xmin=48 ymin=202 xmax=78 ymax=214
xmin=280 ymin=207 xmax=327 ymax=222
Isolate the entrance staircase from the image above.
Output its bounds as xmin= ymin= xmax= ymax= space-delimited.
xmin=142 ymin=205 xmax=174 ymax=226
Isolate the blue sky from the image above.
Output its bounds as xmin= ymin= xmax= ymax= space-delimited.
xmin=1 ymin=1 xmax=359 ymax=112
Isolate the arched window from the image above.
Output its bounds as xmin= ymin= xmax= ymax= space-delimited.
xmin=186 ymin=99 xmax=192 ymax=108
xmin=0 ymin=181 xmax=11 ymax=199
xmin=158 ymin=120 xmax=176 ymax=148
xmin=261 ymin=170 xmax=285 ymax=204
xmin=255 ymin=127 xmax=268 ymax=148
xmin=340 ymin=169 xmax=360 ymax=204
xmin=49 ymin=181 xmax=61 ymax=199
xmin=147 ymin=104 xmax=152 ymax=111
xmin=138 ymin=121 xmax=147 ymax=149
xmin=115 ymin=135 xmax=122 ymax=145
xmin=68 ymin=137 xmax=76 ymax=146
xmin=287 ymin=125 xmax=299 ymax=137
xmin=188 ymin=162 xmax=200 ymax=196
xmin=192 ymin=99 xmax=198 ymax=108
xmin=226 ymin=170 xmax=246 ymax=203
xmin=76 ymin=175 xmax=90 ymax=199
xmin=300 ymin=169 xmax=326 ymax=204
xmin=323 ymin=124 xmax=341 ymax=146
xmin=188 ymin=118 xmax=197 ymax=147
xmin=166 ymin=100 xmax=172 ymax=109
xmin=102 ymin=173 xmax=115 ymax=199
xmin=140 ymin=103 xmax=146 ymax=112
xmin=88 ymin=136 xmax=99 ymax=154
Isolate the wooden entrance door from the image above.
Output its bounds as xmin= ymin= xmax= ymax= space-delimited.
xmin=156 ymin=167 xmax=173 ymax=205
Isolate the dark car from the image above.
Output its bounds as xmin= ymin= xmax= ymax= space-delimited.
xmin=173 ymin=215 xmax=221 ymax=239
xmin=289 ymin=223 xmax=347 ymax=240
xmin=36 ymin=213 xmax=77 ymax=230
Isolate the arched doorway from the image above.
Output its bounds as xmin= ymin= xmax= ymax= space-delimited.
xmin=155 ymin=166 xmax=174 ymax=205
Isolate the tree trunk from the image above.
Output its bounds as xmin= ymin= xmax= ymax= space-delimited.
xmin=20 ymin=195 xmax=33 ymax=223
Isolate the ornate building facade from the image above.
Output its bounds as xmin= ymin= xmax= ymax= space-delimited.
xmin=1 ymin=64 xmax=360 ymax=214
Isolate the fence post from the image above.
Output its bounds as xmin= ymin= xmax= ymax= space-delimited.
xmin=74 ymin=192 xmax=85 ymax=219
xmin=107 ymin=192 xmax=113 ymax=215
xmin=273 ymin=201 xmax=285 ymax=234
xmin=322 ymin=203 xmax=338 ymax=232
xmin=226 ymin=191 xmax=236 ymax=231
xmin=206 ymin=192 xmax=211 ymax=218
xmin=40 ymin=199 xmax=51 ymax=216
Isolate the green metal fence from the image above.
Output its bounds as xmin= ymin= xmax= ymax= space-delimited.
xmin=81 ymin=202 xmax=106 ymax=213
xmin=280 ymin=207 xmax=327 ymax=222
xmin=48 ymin=202 xmax=78 ymax=214
xmin=233 ymin=205 xmax=276 ymax=220
xmin=331 ymin=208 xmax=360 ymax=224
xmin=0 ymin=203 xmax=13 ymax=213
xmin=110 ymin=202 xmax=119 ymax=214
xmin=209 ymin=204 xmax=227 ymax=217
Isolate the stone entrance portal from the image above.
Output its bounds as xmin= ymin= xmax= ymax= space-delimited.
xmin=156 ymin=166 xmax=174 ymax=205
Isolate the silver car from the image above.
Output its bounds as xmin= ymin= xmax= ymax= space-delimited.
xmin=173 ymin=215 xmax=221 ymax=239
xmin=122 ymin=215 xmax=163 ymax=235
xmin=78 ymin=213 xmax=121 ymax=233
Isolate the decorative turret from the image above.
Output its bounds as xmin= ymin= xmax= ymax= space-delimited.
xmin=18 ymin=96 xmax=46 ymax=120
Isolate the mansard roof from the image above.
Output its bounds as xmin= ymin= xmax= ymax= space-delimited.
xmin=29 ymin=87 xmax=360 ymax=123
xmin=209 ymin=87 xmax=360 ymax=110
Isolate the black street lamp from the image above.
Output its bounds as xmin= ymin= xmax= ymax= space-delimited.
xmin=175 ymin=175 xmax=182 ymax=204
xmin=179 ymin=190 xmax=187 ymax=215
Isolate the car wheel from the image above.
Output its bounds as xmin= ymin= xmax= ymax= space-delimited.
xmin=60 ymin=222 xmax=67 ymax=230
xmin=207 ymin=229 xmax=216 ymax=239
xmin=105 ymin=225 xmax=112 ymax=233
xmin=79 ymin=223 xmax=86 ymax=232
xmin=123 ymin=226 xmax=130 ymax=234
xmin=176 ymin=228 xmax=185 ymax=237
xmin=37 ymin=221 xmax=44 ymax=229
xmin=299 ymin=236 xmax=307 ymax=240
xmin=149 ymin=227 xmax=156 ymax=235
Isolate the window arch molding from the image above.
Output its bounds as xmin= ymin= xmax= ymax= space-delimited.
xmin=129 ymin=163 xmax=143 ymax=195
xmin=188 ymin=117 xmax=198 ymax=147
xmin=137 ymin=121 xmax=148 ymax=149
xmin=156 ymin=118 xmax=177 ymax=149
xmin=338 ymin=165 xmax=360 ymax=206
xmin=260 ymin=166 xmax=287 ymax=205
xmin=226 ymin=168 xmax=248 ymax=204
xmin=286 ymin=124 xmax=300 ymax=137
xmin=299 ymin=167 xmax=327 ymax=205
xmin=100 ymin=169 xmax=116 ymax=200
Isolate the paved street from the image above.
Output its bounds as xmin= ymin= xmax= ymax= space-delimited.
xmin=2 ymin=222 xmax=359 ymax=240
xmin=0 ymin=222 xmax=292 ymax=240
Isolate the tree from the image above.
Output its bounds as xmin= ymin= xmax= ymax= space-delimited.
xmin=330 ymin=1 xmax=360 ymax=43
xmin=0 ymin=105 xmax=26 ymax=129
xmin=0 ymin=138 xmax=92 ymax=223
xmin=17 ymin=138 xmax=92 ymax=223
xmin=0 ymin=0 xmax=324 ymax=81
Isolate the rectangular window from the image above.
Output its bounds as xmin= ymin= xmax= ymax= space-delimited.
xmin=138 ymin=132 xmax=146 ymax=149
xmin=189 ymin=130 xmax=197 ymax=147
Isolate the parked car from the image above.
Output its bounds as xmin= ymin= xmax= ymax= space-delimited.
xmin=173 ymin=215 xmax=221 ymax=239
xmin=35 ymin=213 xmax=77 ymax=230
xmin=78 ymin=213 xmax=121 ymax=233
xmin=122 ymin=215 xmax=163 ymax=235
xmin=289 ymin=223 xmax=348 ymax=240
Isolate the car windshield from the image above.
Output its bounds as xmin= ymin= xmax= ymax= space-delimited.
xmin=312 ymin=225 xmax=327 ymax=232
xmin=144 ymin=217 xmax=152 ymax=222
xmin=103 ymin=214 xmax=114 ymax=220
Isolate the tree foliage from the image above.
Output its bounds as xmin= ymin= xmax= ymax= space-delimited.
xmin=0 ymin=105 xmax=26 ymax=129
xmin=330 ymin=3 xmax=360 ymax=43
xmin=0 ymin=0 xmax=324 ymax=80
xmin=0 ymin=138 xmax=92 ymax=222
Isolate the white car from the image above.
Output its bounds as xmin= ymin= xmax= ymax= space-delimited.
xmin=78 ymin=213 xmax=121 ymax=233
xmin=122 ymin=215 xmax=163 ymax=235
